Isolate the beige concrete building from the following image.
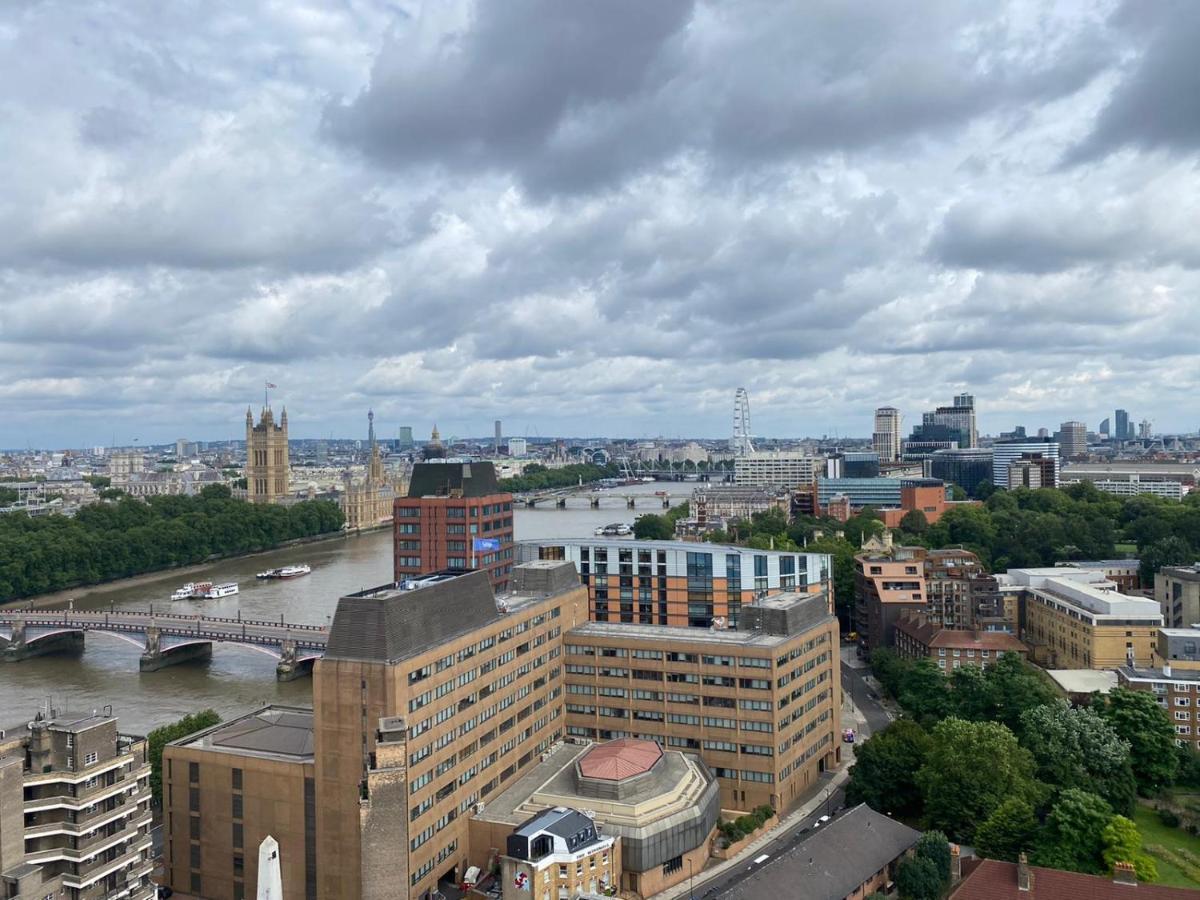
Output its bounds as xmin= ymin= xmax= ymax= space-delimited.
xmin=999 ymin=568 xmax=1163 ymax=669
xmin=1118 ymin=627 xmax=1200 ymax=751
xmin=562 ymin=587 xmax=841 ymax=814
xmin=162 ymin=707 xmax=315 ymax=900
xmin=1157 ymin=564 xmax=1200 ymax=629
xmin=246 ymin=405 xmax=289 ymax=504
xmin=313 ymin=562 xmax=589 ymax=900
xmin=0 ymin=710 xmax=152 ymax=900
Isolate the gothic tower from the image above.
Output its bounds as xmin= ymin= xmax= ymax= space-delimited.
xmin=367 ymin=409 xmax=384 ymax=485
xmin=246 ymin=404 xmax=289 ymax=504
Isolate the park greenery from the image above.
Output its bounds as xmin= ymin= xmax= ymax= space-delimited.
xmin=147 ymin=708 xmax=221 ymax=804
xmin=716 ymin=803 xmax=776 ymax=846
xmin=0 ymin=484 xmax=344 ymax=602
xmin=497 ymin=462 xmax=618 ymax=493
xmin=700 ymin=484 xmax=1200 ymax=626
xmin=632 ymin=502 xmax=691 ymax=540
xmin=848 ymin=649 xmax=1200 ymax=882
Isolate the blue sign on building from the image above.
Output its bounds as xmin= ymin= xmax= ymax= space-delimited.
xmin=473 ymin=537 xmax=501 ymax=552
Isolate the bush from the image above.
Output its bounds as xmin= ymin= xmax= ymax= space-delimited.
xmin=1159 ymin=807 xmax=1182 ymax=828
xmin=717 ymin=805 xmax=776 ymax=845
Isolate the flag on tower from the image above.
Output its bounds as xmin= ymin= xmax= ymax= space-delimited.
xmin=265 ymin=382 xmax=277 ymax=389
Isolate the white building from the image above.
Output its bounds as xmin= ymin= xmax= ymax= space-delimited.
xmin=1056 ymin=421 xmax=1087 ymax=459
xmin=507 ymin=437 xmax=528 ymax=457
xmin=991 ymin=440 xmax=1059 ymax=489
xmin=872 ymin=407 xmax=902 ymax=462
xmin=1063 ymin=477 xmax=1187 ymax=500
xmin=733 ymin=451 xmax=819 ymax=489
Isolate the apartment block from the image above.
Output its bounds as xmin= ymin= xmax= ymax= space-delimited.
xmin=162 ymin=707 xmax=316 ymax=900
xmin=394 ymin=461 xmax=515 ymax=590
xmin=561 ymin=588 xmax=841 ymax=814
xmin=854 ymin=543 xmax=927 ymax=651
xmin=518 ymin=539 xmax=831 ymax=628
xmin=1157 ymin=564 xmax=1200 ymax=629
xmin=893 ymin=613 xmax=1028 ymax=672
xmin=733 ymin=452 xmax=818 ymax=489
xmin=313 ymin=562 xmax=589 ymax=900
xmin=0 ymin=710 xmax=153 ymax=900
xmin=999 ymin=568 xmax=1163 ymax=669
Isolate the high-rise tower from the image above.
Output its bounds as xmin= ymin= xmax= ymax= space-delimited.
xmin=872 ymin=407 xmax=902 ymax=462
xmin=246 ymin=405 xmax=289 ymax=504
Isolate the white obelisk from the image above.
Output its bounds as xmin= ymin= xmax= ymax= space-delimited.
xmin=257 ymin=835 xmax=283 ymax=900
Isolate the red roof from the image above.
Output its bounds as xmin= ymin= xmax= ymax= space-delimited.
xmin=894 ymin=618 xmax=1027 ymax=653
xmin=578 ymin=738 xmax=662 ymax=781
xmin=951 ymin=858 xmax=1200 ymax=899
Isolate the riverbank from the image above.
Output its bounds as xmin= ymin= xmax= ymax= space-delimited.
xmin=1 ymin=529 xmax=353 ymax=611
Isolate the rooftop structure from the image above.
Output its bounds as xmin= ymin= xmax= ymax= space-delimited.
xmin=177 ymin=706 xmax=314 ymax=761
xmin=951 ymin=855 xmax=1200 ymax=898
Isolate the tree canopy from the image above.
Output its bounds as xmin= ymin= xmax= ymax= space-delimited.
xmin=1019 ymin=702 xmax=1136 ymax=814
xmin=845 ymin=718 xmax=933 ymax=818
xmin=147 ymin=709 xmax=221 ymax=804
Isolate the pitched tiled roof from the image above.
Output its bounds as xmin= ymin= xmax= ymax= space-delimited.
xmin=577 ymin=738 xmax=662 ymax=781
xmin=951 ymin=858 xmax=1200 ymax=899
xmin=894 ymin=618 xmax=1026 ymax=653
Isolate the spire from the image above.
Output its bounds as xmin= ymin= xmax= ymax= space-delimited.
xmin=431 ymin=423 xmax=441 ymax=443
xmin=368 ymin=409 xmax=376 ymax=447
xmin=280 ymin=406 xmax=288 ymax=426
xmin=246 ymin=406 xmax=253 ymax=425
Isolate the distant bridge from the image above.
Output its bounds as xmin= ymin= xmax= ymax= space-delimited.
xmin=515 ymin=486 xmax=678 ymax=510
xmin=0 ymin=609 xmax=328 ymax=681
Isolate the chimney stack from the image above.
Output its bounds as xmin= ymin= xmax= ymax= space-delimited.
xmin=1113 ymin=861 xmax=1137 ymax=886
xmin=950 ymin=844 xmax=961 ymax=884
xmin=1017 ymin=852 xmax=1033 ymax=892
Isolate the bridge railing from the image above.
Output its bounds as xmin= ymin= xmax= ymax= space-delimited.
xmin=0 ymin=610 xmax=325 ymax=631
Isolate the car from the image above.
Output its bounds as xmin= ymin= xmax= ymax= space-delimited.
xmin=814 ymin=814 xmax=831 ymax=827
xmin=842 ymin=728 xmax=856 ymax=743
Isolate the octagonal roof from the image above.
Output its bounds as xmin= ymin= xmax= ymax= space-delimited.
xmin=577 ymin=738 xmax=663 ymax=781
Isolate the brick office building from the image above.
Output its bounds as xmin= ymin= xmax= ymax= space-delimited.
xmin=394 ymin=461 xmax=515 ymax=590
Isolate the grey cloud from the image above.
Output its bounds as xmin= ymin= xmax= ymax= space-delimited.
xmin=1069 ymin=1 xmax=1200 ymax=161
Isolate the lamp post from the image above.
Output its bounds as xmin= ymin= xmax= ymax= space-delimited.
xmin=688 ymin=858 xmax=695 ymax=899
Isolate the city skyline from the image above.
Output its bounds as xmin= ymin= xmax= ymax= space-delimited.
xmin=3 ymin=2 xmax=1199 ymax=447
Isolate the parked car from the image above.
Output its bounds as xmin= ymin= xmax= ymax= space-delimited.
xmin=842 ymin=728 xmax=856 ymax=743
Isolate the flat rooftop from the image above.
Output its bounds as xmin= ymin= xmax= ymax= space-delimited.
xmin=1046 ymin=669 xmax=1118 ymax=695
xmin=1120 ymin=666 xmax=1200 ymax=684
xmin=177 ymin=706 xmax=314 ymax=762
xmin=567 ymin=621 xmax=798 ymax=648
xmin=518 ymin=538 xmax=825 ymax=559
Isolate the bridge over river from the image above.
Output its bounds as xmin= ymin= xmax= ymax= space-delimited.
xmin=0 ymin=609 xmax=327 ymax=681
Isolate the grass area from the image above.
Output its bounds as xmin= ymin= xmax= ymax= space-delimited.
xmin=1114 ymin=542 xmax=1138 ymax=555
xmin=1134 ymin=805 xmax=1200 ymax=888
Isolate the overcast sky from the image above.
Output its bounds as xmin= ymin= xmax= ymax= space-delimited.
xmin=2 ymin=0 xmax=1198 ymax=448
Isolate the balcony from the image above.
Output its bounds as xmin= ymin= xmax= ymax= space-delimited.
xmin=23 ymin=797 xmax=144 ymax=839
xmin=60 ymin=837 xmax=152 ymax=891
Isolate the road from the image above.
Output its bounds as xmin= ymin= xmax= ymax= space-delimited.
xmin=679 ymin=648 xmax=895 ymax=899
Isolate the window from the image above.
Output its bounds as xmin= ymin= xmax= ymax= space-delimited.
xmin=232 ymin=768 xmax=243 ymax=790
xmin=233 ymin=823 xmax=243 ymax=849
xmin=189 ymin=762 xmax=200 ymax=783
xmin=232 ymin=794 xmax=243 ymax=819
xmin=663 ymin=855 xmax=684 ymax=876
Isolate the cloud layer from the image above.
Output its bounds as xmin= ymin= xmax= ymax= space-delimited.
xmin=2 ymin=0 xmax=1198 ymax=447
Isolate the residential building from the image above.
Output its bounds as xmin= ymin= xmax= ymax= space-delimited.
xmin=313 ymin=562 xmax=589 ymax=900
xmin=893 ymin=613 xmax=1028 ymax=671
xmin=562 ymin=586 xmax=841 ymax=814
xmin=1099 ymin=417 xmax=1110 ymax=436
xmin=1117 ymin=628 xmax=1200 ymax=752
xmin=394 ymin=461 xmax=515 ymax=591
xmin=0 ymin=709 xmax=153 ymax=900
xmin=951 ymin=854 xmax=1199 ymax=898
xmin=913 ymin=394 xmax=977 ymax=449
xmin=714 ymin=804 xmax=921 ymax=900
xmin=929 ymin=448 xmax=994 ymax=497
xmin=872 ymin=407 xmax=902 ymax=462
xmin=507 ymin=437 xmax=527 ymax=457
xmin=991 ymin=439 xmax=1059 ymax=489
xmin=1140 ymin=419 xmax=1153 ymax=440
xmin=1157 ymin=564 xmax=1200 ymax=629
xmin=999 ymin=568 xmax=1163 ymax=668
xmin=1067 ymin=477 xmax=1187 ymax=500
xmin=687 ymin=485 xmax=789 ymax=532
xmin=494 ymin=807 xmax=619 ymax=900
xmin=517 ymin=539 xmax=831 ymax=628
xmin=162 ymin=707 xmax=315 ymax=900
xmin=733 ymin=452 xmax=818 ymax=489
xmin=854 ymin=540 xmax=927 ymax=651
xmin=246 ymin=405 xmax=289 ymax=504
xmin=1008 ymin=452 xmax=1058 ymax=488
xmin=923 ymin=549 xmax=990 ymax=629
xmin=473 ymin=739 xmax=718 ymax=898
xmin=816 ymin=477 xmax=901 ymax=511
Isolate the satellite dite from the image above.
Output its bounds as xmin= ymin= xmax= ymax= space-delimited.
xmin=257 ymin=835 xmax=283 ymax=900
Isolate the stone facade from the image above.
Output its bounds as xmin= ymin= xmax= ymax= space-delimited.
xmin=246 ymin=406 xmax=289 ymax=504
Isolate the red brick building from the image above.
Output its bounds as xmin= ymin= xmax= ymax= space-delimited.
xmin=893 ymin=613 xmax=1028 ymax=672
xmin=393 ymin=461 xmax=515 ymax=589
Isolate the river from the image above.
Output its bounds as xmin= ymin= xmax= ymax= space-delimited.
xmin=0 ymin=481 xmax=679 ymax=733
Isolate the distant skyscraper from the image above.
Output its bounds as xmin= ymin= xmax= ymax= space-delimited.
xmin=732 ymin=388 xmax=755 ymax=457
xmin=1139 ymin=419 xmax=1153 ymax=440
xmin=1115 ymin=409 xmax=1130 ymax=440
xmin=1036 ymin=427 xmax=1049 ymax=439
xmin=508 ymin=437 xmax=528 ymax=457
xmin=1057 ymin=421 xmax=1087 ymax=459
xmin=913 ymin=393 xmax=977 ymax=449
xmin=872 ymin=407 xmax=902 ymax=462
xmin=398 ymin=426 xmax=414 ymax=449
xmin=1099 ymin=417 xmax=1110 ymax=436
xmin=494 ymin=419 xmax=502 ymax=455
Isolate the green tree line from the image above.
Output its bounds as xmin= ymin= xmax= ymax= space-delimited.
xmin=0 ymin=484 xmax=344 ymax=601
xmin=848 ymin=650 xmax=1200 ymax=881
xmin=147 ymin=709 xmax=221 ymax=804
xmin=498 ymin=462 xmax=619 ymax=493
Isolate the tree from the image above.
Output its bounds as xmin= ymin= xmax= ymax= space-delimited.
xmin=1101 ymin=815 xmax=1158 ymax=882
xmin=147 ymin=709 xmax=221 ymax=804
xmin=975 ymin=479 xmax=998 ymax=500
xmin=983 ymin=652 xmax=1060 ymax=734
xmin=916 ymin=717 xmax=1041 ymax=842
xmin=1139 ymin=536 xmax=1195 ymax=584
xmin=845 ymin=719 xmax=932 ymax=818
xmin=1018 ymin=702 xmax=1136 ymax=815
xmin=914 ymin=831 xmax=952 ymax=889
xmin=975 ymin=798 xmax=1040 ymax=862
xmin=899 ymin=658 xmax=953 ymax=725
xmin=633 ymin=514 xmax=673 ymax=540
xmin=899 ymin=509 xmax=929 ymax=535
xmin=1100 ymin=688 xmax=1179 ymax=794
xmin=869 ymin=648 xmax=912 ymax=699
xmin=895 ymin=856 xmax=942 ymax=900
xmin=1033 ymin=788 xmax=1113 ymax=874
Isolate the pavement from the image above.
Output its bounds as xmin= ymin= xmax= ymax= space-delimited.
xmin=655 ymin=646 xmax=894 ymax=900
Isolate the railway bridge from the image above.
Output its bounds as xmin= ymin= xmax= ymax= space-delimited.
xmin=0 ymin=608 xmax=327 ymax=681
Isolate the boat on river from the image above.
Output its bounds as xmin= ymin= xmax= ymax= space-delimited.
xmin=171 ymin=581 xmax=239 ymax=600
xmin=256 ymin=564 xmax=311 ymax=580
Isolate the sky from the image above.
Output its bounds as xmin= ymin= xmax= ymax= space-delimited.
xmin=1 ymin=0 xmax=1198 ymax=449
